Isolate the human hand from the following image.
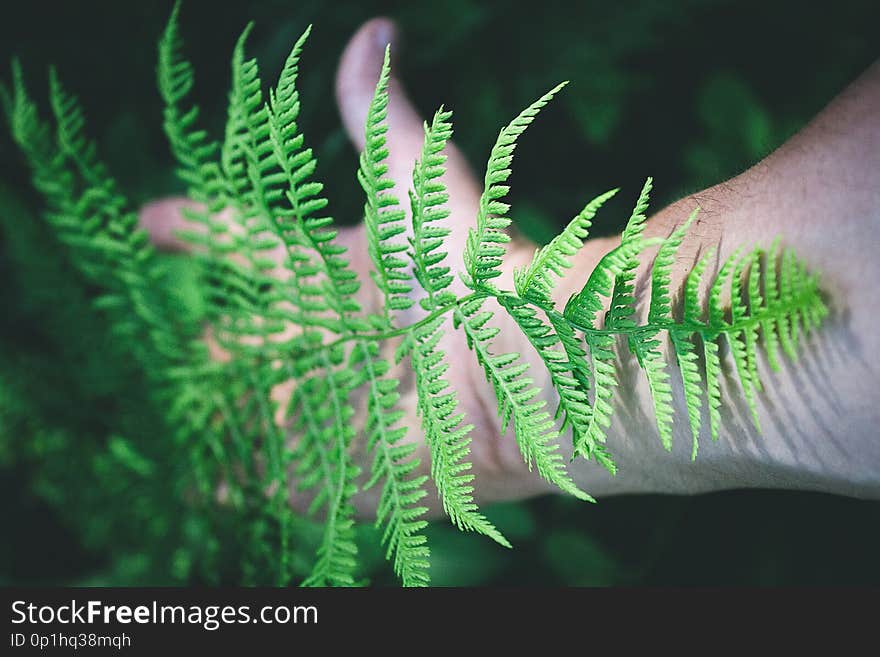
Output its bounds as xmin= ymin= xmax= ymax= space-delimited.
xmin=139 ymin=19 xmax=880 ymax=515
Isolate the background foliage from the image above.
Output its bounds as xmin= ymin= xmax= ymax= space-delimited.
xmin=1 ymin=0 xmax=878 ymax=585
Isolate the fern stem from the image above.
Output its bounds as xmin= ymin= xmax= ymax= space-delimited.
xmin=303 ymin=292 xmax=484 ymax=355
xmin=283 ymin=283 xmax=820 ymax=364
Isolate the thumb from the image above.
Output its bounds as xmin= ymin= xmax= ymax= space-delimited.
xmin=138 ymin=196 xmax=202 ymax=252
xmin=335 ymin=18 xmax=421 ymax=156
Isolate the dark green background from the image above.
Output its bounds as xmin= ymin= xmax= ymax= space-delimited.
xmin=1 ymin=0 xmax=878 ymax=585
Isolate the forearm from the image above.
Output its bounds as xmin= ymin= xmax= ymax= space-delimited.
xmin=537 ymin=61 xmax=880 ymax=499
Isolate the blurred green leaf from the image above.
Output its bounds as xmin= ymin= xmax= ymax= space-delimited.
xmin=542 ymin=531 xmax=620 ymax=586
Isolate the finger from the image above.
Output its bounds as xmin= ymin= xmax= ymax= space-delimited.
xmin=336 ymin=18 xmax=418 ymax=155
xmin=138 ymin=196 xmax=203 ymax=252
xmin=139 ymin=197 xmax=285 ymax=270
xmin=335 ymin=18 xmax=482 ymax=276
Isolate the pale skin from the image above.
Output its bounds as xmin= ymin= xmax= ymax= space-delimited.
xmin=139 ymin=18 xmax=880 ymax=514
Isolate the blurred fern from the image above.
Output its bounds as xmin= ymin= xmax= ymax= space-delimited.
xmin=1 ymin=2 xmax=827 ymax=587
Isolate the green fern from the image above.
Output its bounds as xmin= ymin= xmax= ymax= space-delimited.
xmin=515 ymin=188 xmax=619 ymax=304
xmin=408 ymin=107 xmax=507 ymax=548
xmin=359 ymin=46 xmax=413 ymax=324
xmin=464 ymin=82 xmax=568 ymax=290
xmin=2 ymin=3 xmax=828 ymax=587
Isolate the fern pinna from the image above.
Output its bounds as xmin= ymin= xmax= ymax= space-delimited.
xmin=2 ymin=4 xmax=827 ymax=586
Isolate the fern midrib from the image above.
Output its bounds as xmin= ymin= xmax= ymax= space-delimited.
xmin=280 ymin=284 xmax=820 ymax=363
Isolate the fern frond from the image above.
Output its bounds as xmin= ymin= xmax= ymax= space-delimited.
xmin=727 ymin=250 xmax=761 ymax=428
xmin=291 ymin=365 xmax=360 ymax=587
xmin=409 ymin=317 xmax=509 ymax=546
xmin=5 ymin=62 xmax=78 ymax=252
xmin=606 ymin=177 xmax=653 ymax=330
xmin=624 ymin=211 xmax=697 ymax=449
xmin=358 ymin=46 xmax=412 ymax=324
xmin=564 ymin=237 xmax=660 ymax=329
xmin=44 ymin=70 xmax=191 ymax=366
xmin=648 ymin=209 xmax=697 ymax=323
xmin=745 ymin=247 xmax=765 ymax=392
xmin=704 ymin=247 xmax=741 ymax=439
xmin=221 ymin=23 xmax=263 ymax=200
xmin=778 ymin=247 xmax=801 ymax=359
xmin=9 ymin=60 xmax=232 ymax=519
xmin=353 ymin=342 xmax=431 ymax=587
xmin=464 ymin=82 xmax=568 ymax=290
xmin=675 ymin=247 xmax=714 ymax=458
xmin=583 ymin=330 xmax=621 ymax=461
xmin=760 ymin=238 xmax=783 ymax=372
xmin=702 ymin=337 xmax=723 ymax=442
xmin=264 ymin=26 xmax=364 ymax=330
xmin=515 ymin=188 xmax=619 ymax=304
xmin=671 ymin=330 xmax=703 ymax=459
xmin=410 ymin=106 xmax=456 ymax=311
xmin=631 ymin=331 xmax=675 ymax=450
xmin=405 ymin=112 xmax=506 ymax=546
xmin=562 ymin=237 xmax=659 ymax=456
xmin=213 ymin=23 xmax=310 ymax=351
xmin=800 ymin=258 xmax=827 ymax=332
xmin=48 ymin=69 xmax=106 ymax=187
xmin=500 ymin=297 xmax=613 ymax=472
xmin=456 ymin=298 xmax=592 ymax=501
xmin=157 ymin=1 xmax=223 ymax=207
xmin=220 ymin=24 xmax=271 ymax=223
xmin=544 ymin=311 xmax=615 ymax=471
xmin=158 ymin=2 xmax=250 ymax=345
xmin=683 ymin=248 xmax=715 ymax=325
xmin=218 ymin=23 xmax=287 ymax=341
